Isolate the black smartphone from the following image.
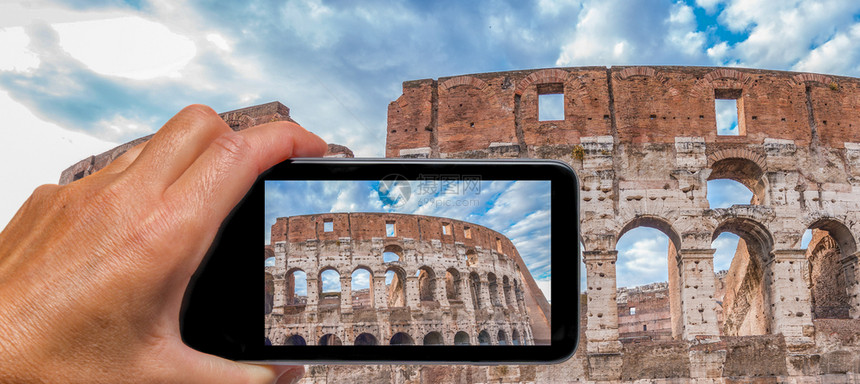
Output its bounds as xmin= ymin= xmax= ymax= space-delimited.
xmin=180 ymin=158 xmax=580 ymax=364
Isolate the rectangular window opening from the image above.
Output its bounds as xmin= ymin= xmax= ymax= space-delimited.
xmin=385 ymin=221 xmax=396 ymax=237
xmin=464 ymin=226 xmax=472 ymax=239
xmin=643 ymin=324 xmax=647 ymax=331
xmin=323 ymin=219 xmax=333 ymax=232
xmin=496 ymin=237 xmax=503 ymax=253
xmin=714 ymin=89 xmax=744 ymax=136
xmin=442 ymin=223 xmax=451 ymax=236
xmin=537 ymin=83 xmax=565 ymax=122
xmin=629 ymin=307 xmax=636 ymax=315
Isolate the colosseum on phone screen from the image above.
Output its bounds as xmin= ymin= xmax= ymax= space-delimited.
xmin=263 ymin=178 xmax=552 ymax=346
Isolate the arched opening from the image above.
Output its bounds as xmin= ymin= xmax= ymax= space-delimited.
xmin=385 ymin=266 xmax=407 ymax=308
xmin=580 ymin=240 xmax=587 ymax=293
xmin=714 ymin=217 xmax=774 ymax=337
xmin=708 ymin=157 xmax=767 ymax=205
xmin=466 ymin=249 xmax=478 ymax=266
xmin=355 ymin=333 xmax=378 ymax=346
xmin=497 ymin=330 xmax=508 ymax=345
xmin=264 ymin=337 xmax=272 ymax=346
xmin=286 ymin=269 xmax=307 ymax=307
xmin=469 ymin=272 xmax=482 ymax=310
xmin=445 ymin=269 xmax=461 ymax=301
xmin=383 ymin=244 xmax=403 ymax=263
xmin=390 ymin=332 xmax=414 ymax=345
xmin=265 ymin=272 xmax=274 ymax=315
xmin=265 ymin=256 xmax=275 ymax=267
xmin=805 ymin=219 xmax=857 ymax=319
xmin=616 ymin=217 xmax=680 ymax=342
xmin=478 ymin=330 xmax=491 ymax=345
xmin=454 ymin=331 xmax=470 ymax=345
xmin=351 ymin=267 xmax=373 ymax=309
xmin=319 ymin=334 xmax=342 ymax=346
xmin=417 ymin=266 xmax=436 ymax=303
xmin=285 ymin=334 xmax=306 ymax=346
xmin=502 ymin=276 xmax=514 ymax=307
xmin=512 ymin=329 xmax=521 ymax=345
xmin=423 ymin=331 xmax=444 ymax=345
xmin=488 ymin=273 xmax=501 ymax=307
xmin=513 ymin=279 xmax=526 ymax=313
xmin=319 ymin=268 xmax=341 ymax=310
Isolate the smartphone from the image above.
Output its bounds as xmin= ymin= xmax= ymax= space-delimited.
xmin=180 ymin=158 xmax=580 ymax=364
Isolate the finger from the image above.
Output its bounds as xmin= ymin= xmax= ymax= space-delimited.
xmin=164 ymin=344 xmax=278 ymax=384
xmin=165 ymin=121 xmax=326 ymax=226
xmin=97 ymin=140 xmax=148 ymax=176
xmin=125 ymin=104 xmax=232 ymax=190
xmin=275 ymin=366 xmax=305 ymax=384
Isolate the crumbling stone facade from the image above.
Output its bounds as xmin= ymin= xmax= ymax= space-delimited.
xmin=382 ymin=66 xmax=860 ymax=382
xmin=264 ymin=213 xmax=549 ymax=347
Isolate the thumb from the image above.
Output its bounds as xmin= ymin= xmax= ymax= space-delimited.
xmin=165 ymin=343 xmax=278 ymax=384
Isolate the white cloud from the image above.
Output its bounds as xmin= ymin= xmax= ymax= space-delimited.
xmin=0 ymin=27 xmax=40 ymax=72
xmin=793 ymin=22 xmax=860 ymax=76
xmin=206 ymin=33 xmax=231 ymax=52
xmin=0 ymin=90 xmax=117 ymax=230
xmin=665 ymin=2 xmax=706 ymax=57
xmin=535 ymin=278 xmax=551 ymax=303
xmin=53 ymin=16 xmax=196 ymax=80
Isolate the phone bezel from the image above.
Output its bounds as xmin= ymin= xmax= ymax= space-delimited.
xmin=180 ymin=158 xmax=580 ymax=364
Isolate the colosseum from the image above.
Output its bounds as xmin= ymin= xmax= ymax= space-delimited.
xmin=264 ymin=212 xmax=549 ymax=347
xmin=61 ymin=66 xmax=860 ymax=382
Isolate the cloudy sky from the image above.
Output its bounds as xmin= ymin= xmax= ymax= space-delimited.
xmin=265 ymin=179 xmax=552 ymax=299
xmin=1 ymin=0 xmax=851 ymax=289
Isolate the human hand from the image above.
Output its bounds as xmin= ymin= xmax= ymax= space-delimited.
xmin=0 ymin=105 xmax=326 ymax=383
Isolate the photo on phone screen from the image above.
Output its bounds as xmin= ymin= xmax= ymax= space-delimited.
xmin=263 ymin=176 xmax=552 ymax=347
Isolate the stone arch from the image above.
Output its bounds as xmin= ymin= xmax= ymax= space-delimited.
xmin=355 ymin=332 xmax=378 ymax=346
xmin=469 ymin=272 xmax=482 ymax=310
xmin=351 ymin=266 xmax=374 ymax=309
xmin=487 ymin=273 xmax=502 ymax=307
xmin=390 ymin=332 xmax=414 ymax=345
xmin=223 ymin=113 xmax=254 ymax=131
xmin=466 ymin=249 xmax=478 ymax=266
xmin=515 ymin=68 xmax=578 ymax=95
xmin=383 ymin=244 xmax=404 ymax=263
xmin=502 ymin=275 xmax=514 ymax=307
xmin=690 ymin=68 xmax=753 ymax=100
xmin=445 ymin=268 xmax=462 ymax=301
xmin=318 ymin=267 xmax=342 ymax=310
xmin=708 ymin=151 xmax=769 ymax=205
xmin=385 ymin=265 xmax=407 ymax=308
xmin=423 ymin=331 xmax=444 ymax=345
xmin=713 ymin=217 xmax=775 ymax=336
xmin=286 ymin=268 xmax=307 ymax=306
xmin=417 ymin=266 xmax=437 ymax=303
xmin=265 ymin=272 xmax=274 ymax=315
xmin=805 ymin=218 xmax=857 ymax=319
xmin=478 ymin=330 xmax=492 ymax=345
xmin=439 ymin=76 xmax=494 ymax=100
xmin=454 ymin=331 xmax=470 ymax=345
xmin=618 ymin=216 xmax=682 ymax=253
xmin=319 ymin=334 xmax=342 ymax=346
xmin=497 ymin=329 xmax=508 ymax=345
xmin=284 ymin=334 xmax=306 ymax=346
xmin=264 ymin=246 xmax=274 ymax=262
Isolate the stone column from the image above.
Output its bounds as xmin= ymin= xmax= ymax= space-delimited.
xmin=406 ymin=275 xmax=420 ymax=309
xmin=840 ymin=252 xmax=860 ymax=319
xmin=768 ymin=249 xmax=814 ymax=346
xmin=460 ymin=276 xmax=474 ymax=312
xmin=373 ymin=276 xmax=388 ymax=310
xmin=435 ymin=276 xmax=450 ymax=308
xmin=306 ymin=277 xmax=319 ymax=312
xmin=479 ymin=276 xmax=493 ymax=314
xmin=340 ymin=276 xmax=352 ymax=313
xmin=583 ymin=249 xmax=622 ymax=381
xmin=272 ymin=277 xmax=286 ymax=315
xmin=678 ymin=249 xmax=720 ymax=339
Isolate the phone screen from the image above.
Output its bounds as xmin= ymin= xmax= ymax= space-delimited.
xmin=263 ymin=178 xmax=552 ymax=347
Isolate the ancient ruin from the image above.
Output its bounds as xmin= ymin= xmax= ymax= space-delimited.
xmin=264 ymin=212 xmax=549 ymax=347
xmin=61 ymin=66 xmax=860 ymax=382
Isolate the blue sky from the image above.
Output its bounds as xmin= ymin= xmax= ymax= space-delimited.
xmin=1 ymin=0 xmax=853 ymax=290
xmin=265 ymin=180 xmax=552 ymax=300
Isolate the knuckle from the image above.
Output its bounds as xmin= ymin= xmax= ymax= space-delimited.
xmin=210 ymin=132 xmax=251 ymax=162
xmin=180 ymin=104 xmax=219 ymax=119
